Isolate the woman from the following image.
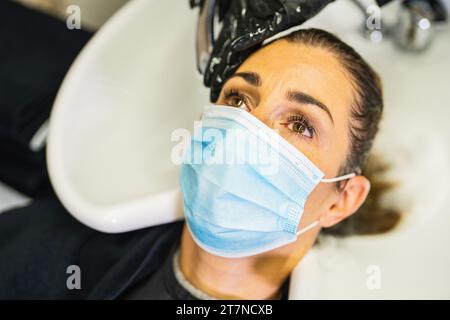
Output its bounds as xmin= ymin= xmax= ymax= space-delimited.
xmin=0 ymin=28 xmax=398 ymax=300
xmin=126 ymin=28 xmax=394 ymax=299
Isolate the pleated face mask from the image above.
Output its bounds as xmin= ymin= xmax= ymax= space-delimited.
xmin=179 ymin=105 xmax=355 ymax=258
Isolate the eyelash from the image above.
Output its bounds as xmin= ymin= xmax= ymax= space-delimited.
xmin=284 ymin=115 xmax=315 ymax=139
xmin=222 ymin=87 xmax=315 ymax=139
xmin=223 ymin=88 xmax=251 ymax=110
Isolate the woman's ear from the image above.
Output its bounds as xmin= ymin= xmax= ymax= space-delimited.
xmin=319 ymin=176 xmax=371 ymax=228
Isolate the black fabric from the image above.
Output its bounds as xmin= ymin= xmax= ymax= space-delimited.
xmin=120 ymin=237 xmax=200 ymax=300
xmin=0 ymin=195 xmax=291 ymax=300
xmin=122 ymin=239 xmax=291 ymax=300
xmin=0 ymin=145 xmax=51 ymax=197
xmin=0 ymin=1 xmax=92 ymax=195
xmin=0 ymin=195 xmax=184 ymax=299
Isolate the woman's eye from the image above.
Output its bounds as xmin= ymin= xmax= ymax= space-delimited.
xmin=229 ymin=96 xmax=246 ymax=108
xmin=286 ymin=117 xmax=314 ymax=138
xmin=223 ymin=89 xmax=250 ymax=111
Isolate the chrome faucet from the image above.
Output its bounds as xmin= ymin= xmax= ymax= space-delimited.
xmin=352 ymin=0 xmax=449 ymax=50
xmin=394 ymin=0 xmax=449 ymax=51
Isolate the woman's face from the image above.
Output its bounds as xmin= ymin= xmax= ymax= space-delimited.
xmin=215 ymin=38 xmax=369 ymax=239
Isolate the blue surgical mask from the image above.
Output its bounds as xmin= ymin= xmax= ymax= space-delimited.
xmin=179 ymin=105 xmax=355 ymax=258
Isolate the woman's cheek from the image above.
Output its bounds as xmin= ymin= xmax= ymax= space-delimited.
xmin=304 ymin=183 xmax=335 ymax=219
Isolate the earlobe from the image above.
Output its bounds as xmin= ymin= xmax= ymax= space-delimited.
xmin=319 ymin=176 xmax=371 ymax=228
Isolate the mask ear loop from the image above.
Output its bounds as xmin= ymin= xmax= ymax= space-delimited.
xmin=321 ymin=173 xmax=356 ymax=183
xmin=295 ymin=173 xmax=356 ymax=237
xmin=296 ymin=220 xmax=320 ymax=237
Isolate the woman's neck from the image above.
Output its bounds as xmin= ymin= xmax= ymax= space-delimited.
xmin=178 ymin=224 xmax=295 ymax=300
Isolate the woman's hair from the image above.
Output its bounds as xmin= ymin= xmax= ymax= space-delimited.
xmin=282 ymin=28 xmax=401 ymax=235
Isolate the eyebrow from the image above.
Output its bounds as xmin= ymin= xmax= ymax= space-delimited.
xmin=224 ymin=71 xmax=334 ymax=124
xmin=225 ymin=71 xmax=262 ymax=87
xmin=286 ymin=90 xmax=334 ymax=124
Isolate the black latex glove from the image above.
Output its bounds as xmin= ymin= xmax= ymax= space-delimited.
xmin=191 ymin=0 xmax=335 ymax=102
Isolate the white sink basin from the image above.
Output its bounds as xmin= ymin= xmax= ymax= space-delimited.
xmin=47 ymin=0 xmax=208 ymax=233
xmin=47 ymin=0 xmax=450 ymax=298
xmin=290 ymin=0 xmax=450 ymax=299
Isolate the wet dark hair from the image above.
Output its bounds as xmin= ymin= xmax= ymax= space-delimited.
xmin=282 ymin=28 xmax=400 ymax=235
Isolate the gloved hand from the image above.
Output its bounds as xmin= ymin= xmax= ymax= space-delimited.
xmin=191 ymin=0 xmax=335 ymax=102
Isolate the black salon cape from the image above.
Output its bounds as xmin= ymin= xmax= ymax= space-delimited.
xmin=0 ymin=1 xmax=92 ymax=196
xmin=0 ymin=195 xmax=184 ymax=299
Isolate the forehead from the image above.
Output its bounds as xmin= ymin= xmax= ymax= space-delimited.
xmin=235 ymin=39 xmax=355 ymax=119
